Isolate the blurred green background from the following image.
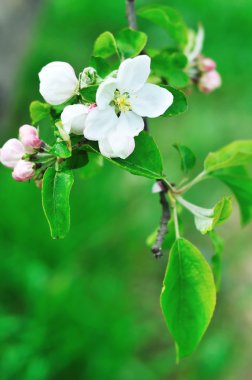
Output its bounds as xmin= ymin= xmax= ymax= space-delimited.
xmin=0 ymin=0 xmax=251 ymax=379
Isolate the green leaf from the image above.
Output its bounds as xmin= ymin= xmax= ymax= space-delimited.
xmin=116 ymin=28 xmax=147 ymax=58
xmin=138 ymin=6 xmax=188 ymax=47
xmin=89 ymin=56 xmax=111 ymax=78
xmin=84 ymin=132 xmax=164 ymax=180
xmin=42 ymin=168 xmax=74 ymax=239
xmin=209 ymin=230 xmax=224 ymax=291
xmin=212 ymin=166 xmax=252 ymax=225
xmin=61 ymin=150 xmax=89 ymax=170
xmin=161 ymin=238 xmax=216 ymax=359
xmin=204 ymin=140 xmax=252 ymax=173
xmin=161 ymin=86 xmax=187 ymax=117
xmin=152 ymin=51 xmax=189 ymax=88
xmin=30 ymin=101 xmax=50 ymax=125
xmin=213 ymin=196 xmax=233 ymax=227
xmin=93 ymin=31 xmax=119 ymax=59
xmin=50 ymin=141 xmax=71 ymax=159
xmin=173 ymin=143 xmax=196 ymax=173
xmin=80 ymin=85 xmax=99 ymax=103
xmin=79 ymin=153 xmax=103 ymax=179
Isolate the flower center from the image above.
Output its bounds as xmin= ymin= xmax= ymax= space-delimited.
xmin=111 ymin=90 xmax=132 ymax=113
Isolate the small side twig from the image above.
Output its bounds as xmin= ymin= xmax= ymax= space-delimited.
xmin=126 ymin=0 xmax=137 ymax=29
xmin=151 ymin=182 xmax=171 ymax=259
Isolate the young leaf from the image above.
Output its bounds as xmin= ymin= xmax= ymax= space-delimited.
xmin=83 ymin=132 xmax=164 ymax=180
xmin=116 ymin=28 xmax=147 ymax=58
xmin=61 ymin=150 xmax=89 ymax=170
xmin=161 ymin=238 xmax=216 ymax=359
xmin=176 ymin=196 xmax=233 ymax=235
xmin=204 ymin=140 xmax=252 ymax=173
xmin=161 ymin=86 xmax=187 ymax=117
xmin=79 ymin=153 xmax=103 ymax=179
xmin=137 ymin=5 xmax=188 ymax=47
xmin=209 ymin=230 xmax=224 ymax=291
xmin=212 ymin=166 xmax=252 ymax=225
xmin=89 ymin=56 xmax=111 ymax=78
xmin=152 ymin=51 xmax=189 ymax=88
xmin=80 ymin=85 xmax=99 ymax=103
xmin=173 ymin=143 xmax=196 ymax=173
xmin=50 ymin=141 xmax=72 ymax=159
xmin=93 ymin=31 xmax=119 ymax=59
xmin=42 ymin=168 xmax=74 ymax=239
xmin=30 ymin=101 xmax=50 ymax=125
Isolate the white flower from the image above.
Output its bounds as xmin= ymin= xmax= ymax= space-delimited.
xmin=84 ymin=55 xmax=173 ymax=159
xmin=61 ymin=104 xmax=89 ymax=135
xmin=0 ymin=138 xmax=25 ymax=168
xmin=39 ymin=62 xmax=79 ymax=105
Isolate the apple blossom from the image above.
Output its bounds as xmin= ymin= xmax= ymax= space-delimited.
xmin=61 ymin=104 xmax=89 ymax=135
xmin=19 ymin=124 xmax=42 ymax=148
xmin=39 ymin=61 xmax=79 ymax=105
xmin=0 ymin=138 xmax=25 ymax=168
xmin=12 ymin=160 xmax=35 ymax=182
xmin=84 ymin=55 xmax=173 ymax=159
xmin=198 ymin=70 xmax=222 ymax=93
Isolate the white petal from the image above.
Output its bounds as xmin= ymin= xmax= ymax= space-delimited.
xmin=96 ymin=78 xmax=117 ymax=109
xmin=39 ymin=61 xmax=78 ymax=105
xmin=98 ymin=138 xmax=117 ymax=158
xmin=61 ymin=104 xmax=89 ymax=135
xmin=117 ymin=111 xmax=144 ymax=137
xmin=84 ymin=106 xmax=118 ymax=141
xmin=131 ymin=83 xmax=174 ymax=118
xmin=107 ymin=129 xmax=135 ymax=159
xmin=117 ymin=55 xmax=151 ymax=93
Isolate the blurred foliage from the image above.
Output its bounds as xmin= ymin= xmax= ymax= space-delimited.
xmin=0 ymin=0 xmax=251 ymax=379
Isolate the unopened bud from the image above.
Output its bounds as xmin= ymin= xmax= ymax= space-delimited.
xmin=19 ymin=124 xmax=42 ymax=148
xmin=199 ymin=57 xmax=216 ymax=72
xmin=12 ymin=160 xmax=34 ymax=182
xmin=80 ymin=67 xmax=98 ymax=88
xmin=198 ymin=70 xmax=222 ymax=93
xmin=0 ymin=138 xmax=25 ymax=168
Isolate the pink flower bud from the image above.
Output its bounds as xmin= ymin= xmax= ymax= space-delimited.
xmin=19 ymin=125 xmax=42 ymax=148
xmin=12 ymin=160 xmax=34 ymax=182
xmin=198 ymin=70 xmax=222 ymax=93
xmin=0 ymin=138 xmax=25 ymax=168
xmin=88 ymin=103 xmax=97 ymax=112
xmin=199 ymin=57 xmax=216 ymax=72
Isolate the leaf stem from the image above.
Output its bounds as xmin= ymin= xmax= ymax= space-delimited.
xmin=173 ymin=202 xmax=180 ymax=239
xmin=175 ymin=170 xmax=207 ymax=194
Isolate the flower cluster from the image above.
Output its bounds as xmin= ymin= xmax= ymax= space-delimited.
xmin=184 ymin=25 xmax=222 ymax=93
xmin=0 ymin=125 xmax=42 ymax=181
xmin=40 ymin=55 xmax=173 ymax=159
xmin=0 ymin=54 xmax=174 ymax=182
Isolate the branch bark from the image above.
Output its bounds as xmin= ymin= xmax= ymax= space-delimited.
xmin=151 ymin=183 xmax=171 ymax=258
xmin=126 ymin=0 xmax=137 ymax=29
xmin=125 ymin=0 xmax=171 ymax=257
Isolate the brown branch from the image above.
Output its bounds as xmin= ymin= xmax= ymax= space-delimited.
xmin=126 ymin=0 xmax=137 ymax=29
xmin=125 ymin=0 xmax=171 ymax=257
xmin=151 ymin=182 xmax=171 ymax=258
